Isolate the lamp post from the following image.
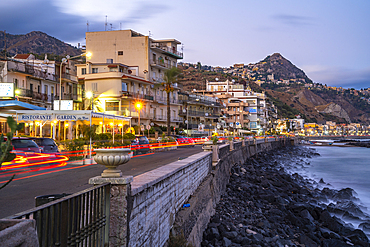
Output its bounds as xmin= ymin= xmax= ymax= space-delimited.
xmin=86 ymin=91 xmax=94 ymax=111
xmin=134 ymin=101 xmax=143 ymax=136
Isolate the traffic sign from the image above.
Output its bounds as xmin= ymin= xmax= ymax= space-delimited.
xmin=146 ymin=125 xmax=151 ymax=130
xmin=141 ymin=125 xmax=145 ymax=131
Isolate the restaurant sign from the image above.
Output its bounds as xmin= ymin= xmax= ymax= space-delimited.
xmin=18 ymin=113 xmax=90 ymax=122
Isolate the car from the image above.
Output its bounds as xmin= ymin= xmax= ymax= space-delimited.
xmin=170 ymin=135 xmax=195 ymax=147
xmin=29 ymin=138 xmax=60 ymax=154
xmin=11 ymin=137 xmax=41 ymax=153
xmin=131 ymin=136 xmax=150 ymax=154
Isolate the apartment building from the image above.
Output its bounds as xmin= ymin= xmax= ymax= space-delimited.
xmin=0 ymin=54 xmax=82 ymax=110
xmin=178 ymin=92 xmax=222 ymax=136
xmin=205 ymin=79 xmax=275 ymax=134
xmin=77 ymin=30 xmax=183 ymax=129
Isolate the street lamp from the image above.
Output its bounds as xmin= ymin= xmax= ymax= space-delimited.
xmin=86 ymin=91 xmax=94 ymax=111
xmin=59 ymin=52 xmax=92 ymax=111
xmin=134 ymin=101 xmax=143 ymax=136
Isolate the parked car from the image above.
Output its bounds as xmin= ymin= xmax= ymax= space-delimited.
xmin=29 ymin=138 xmax=60 ymax=154
xmin=131 ymin=136 xmax=150 ymax=154
xmin=11 ymin=137 xmax=41 ymax=153
xmin=170 ymin=135 xmax=195 ymax=147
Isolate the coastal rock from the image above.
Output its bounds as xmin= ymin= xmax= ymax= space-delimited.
xmin=201 ymin=146 xmax=370 ymax=247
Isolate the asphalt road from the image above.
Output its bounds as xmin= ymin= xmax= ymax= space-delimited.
xmin=0 ymin=145 xmax=203 ymax=219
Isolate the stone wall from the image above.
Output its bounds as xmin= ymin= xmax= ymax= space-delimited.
xmin=125 ymin=138 xmax=290 ymax=247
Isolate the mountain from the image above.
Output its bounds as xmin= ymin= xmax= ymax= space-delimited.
xmin=249 ymin=53 xmax=312 ymax=84
xmin=0 ymin=31 xmax=81 ymax=57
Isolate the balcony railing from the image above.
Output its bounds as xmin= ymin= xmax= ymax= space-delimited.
xmin=150 ymin=59 xmax=174 ymax=69
xmin=150 ymin=44 xmax=183 ymax=58
xmin=63 ymin=93 xmax=83 ymax=101
xmin=179 ymin=98 xmax=221 ymax=107
xmin=16 ymin=88 xmax=50 ymax=102
xmin=122 ymin=91 xmax=154 ymax=101
xmin=60 ymin=73 xmax=77 ymax=82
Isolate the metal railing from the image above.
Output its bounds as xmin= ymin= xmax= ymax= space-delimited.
xmin=8 ymin=183 xmax=110 ymax=247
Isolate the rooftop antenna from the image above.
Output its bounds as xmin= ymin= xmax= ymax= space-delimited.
xmin=110 ymin=23 xmax=113 ymax=30
xmin=149 ymin=31 xmax=152 ymax=38
xmin=105 ymin=15 xmax=108 ymax=31
xmin=87 ymin=21 xmax=89 ymax=32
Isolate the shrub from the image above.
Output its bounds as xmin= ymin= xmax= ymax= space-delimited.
xmin=122 ymin=133 xmax=135 ymax=140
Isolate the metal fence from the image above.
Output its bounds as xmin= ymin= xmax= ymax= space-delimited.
xmin=8 ymin=183 xmax=110 ymax=247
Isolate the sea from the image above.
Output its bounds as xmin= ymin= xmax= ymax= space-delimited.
xmin=295 ymin=144 xmax=370 ymax=230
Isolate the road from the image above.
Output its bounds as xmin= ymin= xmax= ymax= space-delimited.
xmin=0 ymin=146 xmax=202 ymax=219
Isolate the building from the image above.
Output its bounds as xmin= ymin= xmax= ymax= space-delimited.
xmin=205 ymin=79 xmax=274 ymax=134
xmin=178 ymin=92 xmax=222 ymax=136
xmin=77 ymin=29 xmax=184 ymax=130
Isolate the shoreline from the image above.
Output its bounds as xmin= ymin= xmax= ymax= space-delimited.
xmin=201 ymin=146 xmax=370 ymax=247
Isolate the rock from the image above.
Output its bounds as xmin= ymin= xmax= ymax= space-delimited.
xmin=299 ymin=234 xmax=318 ymax=247
xmin=222 ymin=237 xmax=232 ymax=247
xmin=322 ymin=239 xmax=352 ymax=247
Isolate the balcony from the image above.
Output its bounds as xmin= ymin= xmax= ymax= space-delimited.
xmin=122 ymin=91 xmax=154 ymax=101
xmin=63 ymin=93 xmax=83 ymax=101
xmin=150 ymin=59 xmax=174 ymax=69
xmin=179 ymin=98 xmax=221 ymax=107
xmin=152 ymin=115 xmax=167 ymax=122
xmin=60 ymin=73 xmax=77 ymax=82
xmin=17 ymin=88 xmax=50 ymax=102
xmin=150 ymin=44 xmax=183 ymax=59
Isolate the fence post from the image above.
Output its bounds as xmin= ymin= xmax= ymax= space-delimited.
xmin=89 ymin=176 xmax=133 ymax=247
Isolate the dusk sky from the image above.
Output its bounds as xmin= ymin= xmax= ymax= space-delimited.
xmin=1 ymin=0 xmax=369 ymax=89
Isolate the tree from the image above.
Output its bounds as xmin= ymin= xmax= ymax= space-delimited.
xmin=162 ymin=67 xmax=182 ymax=136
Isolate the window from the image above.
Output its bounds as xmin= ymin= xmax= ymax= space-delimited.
xmin=118 ymin=51 xmax=123 ymax=55
xmin=106 ymin=101 xmax=119 ymax=111
xmin=122 ymin=82 xmax=127 ymax=92
xmin=14 ymin=78 xmax=18 ymax=87
xmin=81 ymin=68 xmax=86 ymax=75
xmin=92 ymin=83 xmax=98 ymax=92
xmin=92 ymin=68 xmax=98 ymax=73
xmin=106 ymin=59 xmax=113 ymax=64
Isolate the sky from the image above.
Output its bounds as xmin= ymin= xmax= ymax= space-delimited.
xmin=1 ymin=0 xmax=370 ymax=90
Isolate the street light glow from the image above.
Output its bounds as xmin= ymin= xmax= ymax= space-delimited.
xmin=135 ymin=102 xmax=143 ymax=111
xmin=86 ymin=91 xmax=93 ymax=99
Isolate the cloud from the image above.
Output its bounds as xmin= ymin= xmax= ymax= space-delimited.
xmin=272 ymin=14 xmax=314 ymax=26
xmin=0 ymin=0 xmax=169 ymax=45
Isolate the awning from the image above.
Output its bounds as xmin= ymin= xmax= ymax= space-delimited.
xmin=0 ymin=100 xmax=46 ymax=111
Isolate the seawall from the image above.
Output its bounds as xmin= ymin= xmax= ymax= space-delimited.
xmin=125 ymin=137 xmax=293 ymax=246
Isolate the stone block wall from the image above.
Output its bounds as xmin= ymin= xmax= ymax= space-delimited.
xmin=125 ymin=138 xmax=291 ymax=247
xmin=128 ymin=152 xmax=212 ymax=247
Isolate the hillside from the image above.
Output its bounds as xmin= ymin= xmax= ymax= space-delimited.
xmin=179 ymin=56 xmax=370 ymax=125
xmin=0 ymin=31 xmax=81 ymax=59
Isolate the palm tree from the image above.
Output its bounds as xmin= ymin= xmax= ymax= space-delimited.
xmin=162 ymin=67 xmax=182 ymax=136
